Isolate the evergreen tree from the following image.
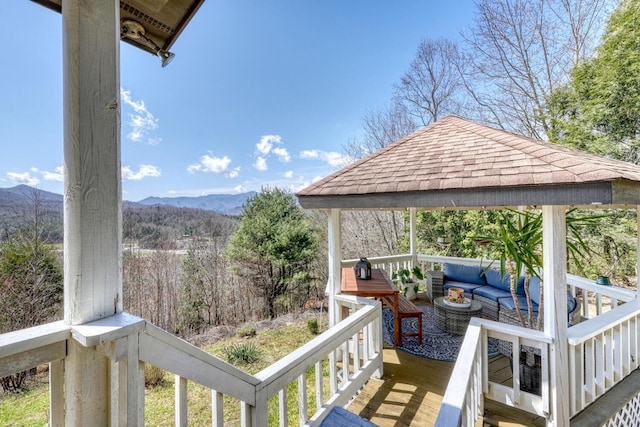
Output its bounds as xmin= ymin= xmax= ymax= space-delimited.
xmin=226 ymin=188 xmax=318 ymax=319
xmin=546 ymin=0 xmax=640 ymax=162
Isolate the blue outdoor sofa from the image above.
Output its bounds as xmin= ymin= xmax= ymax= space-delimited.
xmin=426 ymin=262 xmax=581 ymax=326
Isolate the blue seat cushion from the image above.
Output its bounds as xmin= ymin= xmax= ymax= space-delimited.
xmin=444 ymin=280 xmax=483 ymax=294
xmin=528 ymin=276 xmax=542 ymax=305
xmin=567 ymin=293 xmax=577 ymax=314
xmin=499 ymin=291 xmax=577 ymax=315
xmin=498 ymin=295 xmax=539 ymax=313
xmin=444 ymin=263 xmax=487 ymax=286
xmin=473 ymin=285 xmax=512 ymax=301
xmin=483 ymin=268 xmax=525 ymax=294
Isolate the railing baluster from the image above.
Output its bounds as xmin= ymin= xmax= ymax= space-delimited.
xmin=353 ymin=331 xmax=360 ymax=373
xmin=175 ymin=375 xmax=188 ymax=426
xmin=341 ymin=340 xmax=349 ymax=385
xmin=212 ymin=390 xmax=223 ymax=427
xmin=298 ymin=374 xmax=307 ymax=425
xmin=363 ymin=321 xmax=370 ymax=363
xmin=50 ymin=359 xmax=64 ymax=427
xmin=278 ymin=388 xmax=287 ymax=427
xmin=315 ymin=361 xmax=323 ymax=411
xmin=329 ymin=349 xmax=337 ymax=396
xmin=606 ymin=330 xmax=614 ymax=388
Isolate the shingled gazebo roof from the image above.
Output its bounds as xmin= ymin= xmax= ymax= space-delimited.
xmin=297 ymin=116 xmax=640 ymax=210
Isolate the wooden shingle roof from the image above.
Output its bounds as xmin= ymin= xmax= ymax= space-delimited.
xmin=297 ymin=116 xmax=640 ymax=210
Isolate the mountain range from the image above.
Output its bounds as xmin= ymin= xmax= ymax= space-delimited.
xmin=138 ymin=192 xmax=256 ymax=215
xmin=0 ymin=185 xmax=256 ymax=216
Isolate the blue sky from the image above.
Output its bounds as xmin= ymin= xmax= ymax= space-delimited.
xmin=1 ymin=1 xmax=474 ymax=202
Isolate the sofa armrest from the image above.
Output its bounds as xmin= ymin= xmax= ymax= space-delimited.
xmin=427 ymin=271 xmax=444 ymax=301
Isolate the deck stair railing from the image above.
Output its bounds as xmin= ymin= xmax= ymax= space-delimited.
xmin=435 ymin=317 xmax=553 ymax=426
xmin=0 ymin=295 xmax=382 ymax=426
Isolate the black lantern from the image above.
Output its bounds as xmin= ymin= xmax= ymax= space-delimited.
xmin=354 ymin=257 xmax=372 ymax=280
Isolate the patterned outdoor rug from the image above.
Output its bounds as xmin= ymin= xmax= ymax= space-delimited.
xmin=382 ymin=306 xmax=500 ymax=362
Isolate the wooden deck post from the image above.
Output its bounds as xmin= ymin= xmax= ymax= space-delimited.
xmin=328 ymin=209 xmax=342 ymax=327
xmin=62 ymin=0 xmax=122 ymax=423
xmin=637 ymin=207 xmax=640 ymax=297
xmin=542 ymin=205 xmax=569 ymax=426
xmin=409 ymin=207 xmax=417 ymax=267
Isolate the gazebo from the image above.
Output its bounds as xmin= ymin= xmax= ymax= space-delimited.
xmin=297 ymin=115 xmax=640 ymax=426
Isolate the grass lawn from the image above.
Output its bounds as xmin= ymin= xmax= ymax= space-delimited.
xmin=0 ymin=315 xmax=329 ymax=426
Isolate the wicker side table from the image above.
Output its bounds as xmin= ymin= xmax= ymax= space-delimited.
xmin=434 ymin=297 xmax=482 ymax=335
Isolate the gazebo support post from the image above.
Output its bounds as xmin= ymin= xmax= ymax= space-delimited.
xmin=542 ymin=205 xmax=569 ymax=426
xmin=328 ymin=208 xmax=342 ymax=327
xmin=637 ymin=206 xmax=640 ymax=296
xmin=62 ymin=0 xmax=123 ymax=423
xmin=409 ymin=207 xmax=417 ymax=268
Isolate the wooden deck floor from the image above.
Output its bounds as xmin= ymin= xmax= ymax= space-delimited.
xmin=346 ymin=296 xmax=546 ymax=426
xmin=347 ymin=347 xmax=545 ymax=426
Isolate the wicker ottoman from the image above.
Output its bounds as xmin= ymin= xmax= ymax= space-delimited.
xmin=434 ymin=296 xmax=483 ymax=335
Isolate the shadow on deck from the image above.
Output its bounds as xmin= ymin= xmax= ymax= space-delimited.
xmin=346 ymin=295 xmax=546 ymax=426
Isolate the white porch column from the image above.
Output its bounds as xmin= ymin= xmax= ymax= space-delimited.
xmin=409 ymin=207 xmax=417 ymax=267
xmin=328 ymin=209 xmax=342 ymax=326
xmin=542 ymin=205 xmax=569 ymax=426
xmin=637 ymin=206 xmax=640 ymax=296
xmin=62 ymin=0 xmax=122 ymax=423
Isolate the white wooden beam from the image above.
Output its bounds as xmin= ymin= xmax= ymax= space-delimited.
xmin=637 ymin=206 xmax=639 ymax=297
xmin=62 ymin=0 xmax=121 ymax=424
xmin=63 ymin=0 xmax=122 ymax=325
xmin=328 ymin=209 xmax=342 ymax=327
xmin=542 ymin=205 xmax=569 ymax=426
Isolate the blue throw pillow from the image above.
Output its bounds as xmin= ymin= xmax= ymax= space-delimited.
xmin=444 ymin=263 xmax=487 ymax=285
xmin=483 ymin=268 xmax=512 ymax=292
xmin=526 ymin=276 xmax=578 ymax=314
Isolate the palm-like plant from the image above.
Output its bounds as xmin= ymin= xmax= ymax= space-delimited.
xmin=481 ymin=208 xmax=598 ymax=330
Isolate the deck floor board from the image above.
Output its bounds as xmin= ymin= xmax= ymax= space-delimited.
xmin=346 ymin=296 xmax=546 ymax=426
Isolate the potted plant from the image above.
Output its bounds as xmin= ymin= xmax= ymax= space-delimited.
xmin=392 ymin=265 xmax=424 ymax=300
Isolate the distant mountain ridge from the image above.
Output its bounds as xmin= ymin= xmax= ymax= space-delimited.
xmin=0 ymin=185 xmax=255 ymax=216
xmin=137 ymin=192 xmax=256 ymax=215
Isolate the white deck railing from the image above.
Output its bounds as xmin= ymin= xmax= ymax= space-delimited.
xmin=568 ymin=298 xmax=640 ymax=416
xmin=0 ymin=295 xmax=382 ymax=427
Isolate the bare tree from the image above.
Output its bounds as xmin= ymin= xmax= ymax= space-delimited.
xmin=343 ymin=102 xmax=417 ymax=161
xmin=394 ymin=38 xmax=467 ymax=125
xmin=462 ymin=0 xmax=612 ymax=138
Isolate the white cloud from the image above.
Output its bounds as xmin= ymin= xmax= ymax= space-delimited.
xmin=121 ymin=88 xmax=160 ymax=145
xmin=284 ymin=170 xmax=294 ymax=179
xmin=273 ymin=147 xmax=291 ymax=163
xmin=42 ymin=166 xmax=64 ymax=182
xmin=300 ymin=149 xmax=350 ymax=167
xmin=300 ymin=149 xmax=319 ymax=159
xmin=122 ymin=164 xmax=161 ymax=181
xmin=228 ymin=167 xmax=241 ymax=178
xmin=7 ymin=171 xmax=40 ymax=186
xmin=312 ymin=175 xmax=323 ymax=183
xmin=256 ymin=135 xmax=281 ymax=155
xmin=188 ymin=154 xmax=233 ymax=175
xmin=254 ymin=156 xmax=268 ymax=171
